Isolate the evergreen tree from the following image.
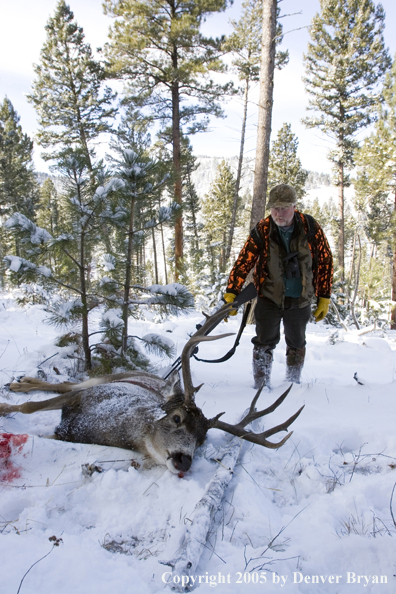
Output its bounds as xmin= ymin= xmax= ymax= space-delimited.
xmin=222 ymin=0 xmax=288 ymax=262
xmin=267 ymin=123 xmax=308 ymax=205
xmin=222 ymin=0 xmax=262 ymax=263
xmin=103 ymin=0 xmax=233 ymax=278
xmin=251 ymin=0 xmax=277 ymax=227
xmin=0 ymin=98 xmax=39 ymax=220
xmin=355 ymin=56 xmax=396 ymax=328
xmin=37 ymin=178 xmax=61 ymax=235
xmin=36 ymin=178 xmax=64 ymax=274
xmin=27 ymin=0 xmax=116 ymax=166
xmin=180 ymin=138 xmax=204 ymax=292
xmin=202 ymin=161 xmax=237 ymax=278
xmin=224 ymin=0 xmax=289 ymax=235
xmin=0 ymin=98 xmax=39 ymax=271
xmin=4 ymin=151 xmax=109 ymax=370
xmin=4 ymin=149 xmax=192 ymax=373
xmin=303 ymin=0 xmax=391 ymax=281
xmin=101 ymin=146 xmax=184 ymax=359
xmin=116 ymin=105 xmax=152 ymax=153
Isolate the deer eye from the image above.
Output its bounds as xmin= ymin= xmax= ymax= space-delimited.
xmin=173 ymin=414 xmax=181 ymax=424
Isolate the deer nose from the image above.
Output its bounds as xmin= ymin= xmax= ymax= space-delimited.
xmin=172 ymin=453 xmax=192 ymax=472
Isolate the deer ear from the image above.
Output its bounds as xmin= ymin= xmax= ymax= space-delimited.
xmin=162 ymin=371 xmax=183 ymax=401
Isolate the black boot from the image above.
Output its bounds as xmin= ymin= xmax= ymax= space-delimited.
xmin=252 ymin=345 xmax=273 ymax=389
xmin=285 ymin=346 xmax=306 ymax=383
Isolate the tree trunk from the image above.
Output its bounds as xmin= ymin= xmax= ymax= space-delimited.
xmin=152 ymin=227 xmax=159 ymax=284
xmin=250 ymin=0 xmax=277 ymax=229
xmin=160 ymin=223 xmax=168 ymax=285
xmin=391 ymin=185 xmax=396 ymax=329
xmin=79 ymin=231 xmax=91 ymax=370
xmin=122 ymin=195 xmax=135 ymax=355
xmin=347 ymin=229 xmax=356 ymax=303
xmin=338 ymin=160 xmax=345 ymax=283
xmin=350 ymin=233 xmax=361 ymax=330
xmin=225 ymin=78 xmax=250 ymax=264
xmin=172 ymin=78 xmax=183 ymax=280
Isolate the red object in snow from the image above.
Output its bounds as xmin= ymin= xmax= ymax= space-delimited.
xmin=0 ymin=432 xmax=28 ymax=482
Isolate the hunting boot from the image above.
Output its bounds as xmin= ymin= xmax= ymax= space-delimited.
xmin=252 ymin=345 xmax=273 ymax=389
xmin=285 ymin=346 xmax=306 ymax=383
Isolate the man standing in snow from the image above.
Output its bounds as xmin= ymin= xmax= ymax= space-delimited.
xmin=224 ymin=184 xmax=333 ymax=388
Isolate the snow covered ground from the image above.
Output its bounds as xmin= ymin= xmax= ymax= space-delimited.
xmin=1 ymin=292 xmax=396 ymax=594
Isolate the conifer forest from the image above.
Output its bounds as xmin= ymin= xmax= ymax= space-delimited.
xmin=1 ymin=0 xmax=396 ymax=373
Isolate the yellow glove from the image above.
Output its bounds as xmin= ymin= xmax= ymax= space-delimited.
xmin=223 ymin=292 xmax=238 ymax=316
xmin=313 ymin=297 xmax=330 ymax=322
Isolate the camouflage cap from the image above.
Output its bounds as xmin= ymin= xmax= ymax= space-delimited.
xmin=267 ymin=184 xmax=297 ymax=209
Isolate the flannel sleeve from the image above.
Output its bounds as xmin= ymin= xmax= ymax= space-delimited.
xmin=314 ymin=222 xmax=333 ymax=298
xmin=226 ymin=233 xmax=261 ymax=295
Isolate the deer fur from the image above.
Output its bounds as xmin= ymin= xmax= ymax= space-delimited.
xmin=1 ymin=304 xmax=303 ymax=474
xmin=3 ymin=372 xmax=207 ymax=474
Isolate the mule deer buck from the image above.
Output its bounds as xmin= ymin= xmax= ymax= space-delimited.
xmin=0 ymin=304 xmax=304 ymax=475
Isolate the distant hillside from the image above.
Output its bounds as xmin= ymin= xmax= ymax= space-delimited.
xmin=35 ymin=171 xmax=62 ymax=190
xmin=191 ymin=155 xmax=255 ymax=199
xmin=305 ymin=171 xmax=331 ymax=189
xmin=191 ymin=155 xmax=331 ymax=199
xmin=36 ymin=161 xmax=332 ymax=201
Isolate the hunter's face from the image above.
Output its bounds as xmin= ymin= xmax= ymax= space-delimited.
xmin=270 ymin=204 xmax=295 ymax=227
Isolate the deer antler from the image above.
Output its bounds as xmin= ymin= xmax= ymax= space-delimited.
xmin=181 ymin=302 xmax=236 ymax=404
xmin=207 ymin=385 xmax=304 ymax=449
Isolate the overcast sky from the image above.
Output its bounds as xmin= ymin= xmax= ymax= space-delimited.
xmin=1 ymin=0 xmax=395 ymax=175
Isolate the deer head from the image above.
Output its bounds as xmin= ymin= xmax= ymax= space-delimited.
xmin=3 ymin=302 xmax=304 ymax=474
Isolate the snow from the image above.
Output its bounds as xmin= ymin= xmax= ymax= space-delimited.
xmin=102 ymin=308 xmax=123 ymax=328
xmin=4 ymin=213 xmax=52 ymax=244
xmin=142 ymin=333 xmax=175 ymax=350
xmin=5 ymin=255 xmax=23 ymax=273
xmin=149 ymin=283 xmax=187 ymax=296
xmin=0 ymin=292 xmax=396 ymax=593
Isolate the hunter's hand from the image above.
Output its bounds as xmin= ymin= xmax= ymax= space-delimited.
xmin=313 ymin=297 xmax=330 ymax=322
xmin=223 ymin=293 xmax=238 ymax=316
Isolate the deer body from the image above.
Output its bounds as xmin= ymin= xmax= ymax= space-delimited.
xmin=1 ymin=304 xmax=304 ymax=474
xmin=56 ymin=381 xmax=207 ymax=472
xmin=4 ymin=372 xmax=207 ymax=474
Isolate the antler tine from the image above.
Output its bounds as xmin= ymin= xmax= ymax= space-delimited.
xmin=181 ymin=302 xmax=236 ymax=404
xmin=207 ymin=385 xmax=304 ymax=449
xmin=241 ymin=384 xmax=293 ymax=427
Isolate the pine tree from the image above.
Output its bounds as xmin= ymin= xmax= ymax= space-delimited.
xmin=4 ymin=149 xmax=192 ymax=372
xmin=0 ymin=98 xmax=39 ymax=220
xmin=355 ymin=56 xmax=396 ymax=327
xmin=27 ymin=0 xmax=116 ymax=166
xmin=0 ymin=98 xmax=39 ymax=271
xmin=267 ymin=123 xmax=308 ymax=205
xmin=4 ymin=151 xmax=110 ymax=369
xmin=303 ymin=0 xmax=391 ymax=281
xmin=180 ymin=138 xmax=204 ymax=292
xmin=36 ymin=178 xmax=65 ymax=274
xmin=202 ymin=161 xmax=237 ymax=278
xmin=223 ymin=0 xmax=288 ymax=256
xmin=101 ymin=146 xmax=182 ymax=358
xmin=103 ymin=0 xmax=233 ymax=279
xmin=251 ymin=0 xmax=277 ymax=227
xmin=37 ymin=179 xmax=61 ymax=235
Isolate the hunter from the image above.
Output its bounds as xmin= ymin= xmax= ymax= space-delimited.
xmin=224 ymin=184 xmax=333 ymax=388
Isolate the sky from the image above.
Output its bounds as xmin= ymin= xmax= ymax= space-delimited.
xmin=1 ymin=0 xmax=396 ymax=175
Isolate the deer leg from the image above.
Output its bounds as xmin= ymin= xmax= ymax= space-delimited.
xmin=0 ymin=392 xmax=81 ymax=416
xmin=10 ymin=377 xmax=77 ymax=393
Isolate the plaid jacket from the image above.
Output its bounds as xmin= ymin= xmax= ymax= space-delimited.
xmin=226 ymin=211 xmax=333 ymax=299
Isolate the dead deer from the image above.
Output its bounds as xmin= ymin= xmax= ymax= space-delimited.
xmin=0 ymin=304 xmax=304 ymax=474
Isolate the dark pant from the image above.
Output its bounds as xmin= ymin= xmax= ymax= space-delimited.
xmin=252 ymin=296 xmax=311 ymax=351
